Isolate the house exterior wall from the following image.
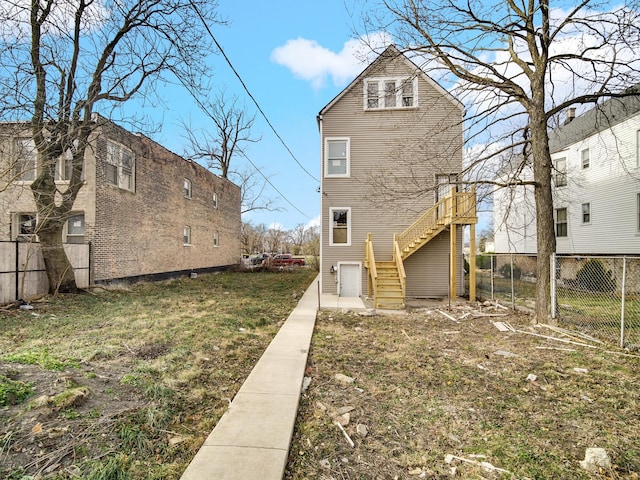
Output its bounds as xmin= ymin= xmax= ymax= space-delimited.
xmin=0 ymin=118 xmax=241 ymax=283
xmin=319 ymin=49 xmax=464 ymax=297
xmin=493 ymin=105 xmax=640 ymax=255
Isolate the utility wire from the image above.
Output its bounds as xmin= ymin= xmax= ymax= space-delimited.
xmin=190 ymin=1 xmax=319 ymax=183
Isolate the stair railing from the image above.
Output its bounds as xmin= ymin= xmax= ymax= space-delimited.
xmin=365 ymin=233 xmax=377 ymax=299
xmin=393 ymin=233 xmax=406 ymax=300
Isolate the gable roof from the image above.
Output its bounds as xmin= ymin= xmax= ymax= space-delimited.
xmin=549 ymin=84 xmax=640 ymax=153
xmin=317 ymin=44 xmax=463 ymax=119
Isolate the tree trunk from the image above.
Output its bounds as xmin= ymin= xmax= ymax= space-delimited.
xmin=530 ymin=105 xmax=556 ymax=324
xmin=38 ymin=227 xmax=79 ymax=294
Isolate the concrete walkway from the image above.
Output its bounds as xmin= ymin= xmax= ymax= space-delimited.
xmin=180 ymin=277 xmax=366 ymax=479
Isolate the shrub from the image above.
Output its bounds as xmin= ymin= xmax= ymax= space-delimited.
xmin=576 ymin=259 xmax=616 ymax=292
xmin=476 ymin=254 xmax=494 ymax=270
xmin=499 ymin=263 xmax=522 ymax=280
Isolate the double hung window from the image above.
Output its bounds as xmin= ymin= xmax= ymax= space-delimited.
xmin=325 ymin=138 xmax=350 ymax=177
xmin=106 ymin=141 xmax=134 ymax=191
xmin=330 ymin=208 xmax=350 ymax=246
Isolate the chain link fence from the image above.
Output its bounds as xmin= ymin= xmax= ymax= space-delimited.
xmin=466 ymin=253 xmax=640 ymax=348
xmin=552 ymin=254 xmax=640 ymax=349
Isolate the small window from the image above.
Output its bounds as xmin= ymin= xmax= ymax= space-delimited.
xmin=325 ymin=138 xmax=350 ymax=177
xmin=581 ymin=203 xmax=591 ymax=224
xmin=14 ymin=138 xmax=36 ymax=182
xmin=365 ymin=77 xmax=417 ymax=109
xmin=581 ymin=148 xmax=590 ymax=169
xmin=366 ymin=81 xmax=379 ymax=109
xmin=330 ymin=207 xmax=350 ymax=246
xmin=213 ymin=231 xmax=219 ymax=247
xmin=183 ymin=178 xmax=192 ymax=198
xmin=14 ymin=213 xmax=36 ymax=240
xmin=183 ymin=226 xmax=191 ymax=245
xmin=555 ymin=157 xmax=567 ymax=187
xmin=66 ymin=213 xmax=85 ymax=243
xmin=213 ymin=192 xmax=218 ymax=209
xmin=555 ymin=208 xmax=568 ymax=237
xmin=106 ymin=141 xmax=135 ymax=191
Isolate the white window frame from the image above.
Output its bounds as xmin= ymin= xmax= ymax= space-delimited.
xmin=183 ymin=226 xmax=191 ymax=246
xmin=555 ymin=157 xmax=567 ymax=187
xmin=13 ymin=138 xmax=37 ymax=182
xmin=555 ymin=207 xmax=568 ymax=237
xmin=212 ymin=192 xmax=218 ymax=208
xmin=581 ymin=148 xmax=590 ymax=169
xmin=65 ymin=213 xmax=85 ymax=243
xmin=213 ymin=231 xmax=219 ymax=247
xmin=13 ymin=212 xmax=37 ymax=240
xmin=183 ymin=178 xmax=192 ymax=199
xmin=329 ymin=207 xmax=351 ymax=246
xmin=106 ymin=141 xmax=135 ymax=191
xmin=364 ymin=77 xmax=418 ymax=110
xmin=581 ymin=202 xmax=591 ymax=224
xmin=324 ymin=138 xmax=350 ymax=178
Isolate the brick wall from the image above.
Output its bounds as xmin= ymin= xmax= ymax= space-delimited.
xmin=92 ymin=118 xmax=241 ymax=281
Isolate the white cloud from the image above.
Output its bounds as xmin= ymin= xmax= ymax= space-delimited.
xmin=270 ymin=32 xmax=393 ymax=89
xmin=306 ymin=215 xmax=320 ymax=230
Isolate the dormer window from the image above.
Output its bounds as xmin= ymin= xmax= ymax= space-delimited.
xmin=365 ymin=77 xmax=417 ymax=110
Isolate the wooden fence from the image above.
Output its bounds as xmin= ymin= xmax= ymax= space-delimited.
xmin=0 ymin=241 xmax=90 ymax=303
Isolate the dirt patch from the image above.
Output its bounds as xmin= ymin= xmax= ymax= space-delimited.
xmin=0 ymin=355 xmax=144 ymax=477
xmin=286 ymin=300 xmax=640 ymax=479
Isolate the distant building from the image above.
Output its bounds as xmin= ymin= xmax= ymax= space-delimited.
xmin=0 ymin=115 xmax=241 ymax=285
xmin=494 ymin=87 xmax=640 ymax=255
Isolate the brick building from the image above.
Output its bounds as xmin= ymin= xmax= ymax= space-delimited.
xmin=0 ymin=115 xmax=241 ymax=284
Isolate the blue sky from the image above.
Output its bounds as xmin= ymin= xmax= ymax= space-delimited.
xmin=146 ymin=1 xmax=379 ymax=231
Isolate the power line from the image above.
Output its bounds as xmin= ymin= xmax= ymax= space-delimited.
xmin=189 ymin=1 xmax=319 ymax=183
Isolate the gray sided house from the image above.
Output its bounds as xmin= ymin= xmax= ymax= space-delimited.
xmin=318 ymin=45 xmax=477 ymax=308
xmin=0 ymin=115 xmax=240 ymax=295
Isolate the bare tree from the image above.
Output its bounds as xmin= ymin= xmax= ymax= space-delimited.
xmin=288 ymin=223 xmax=307 ymax=255
xmin=265 ymin=225 xmax=287 ymax=254
xmin=0 ymin=0 xmax=221 ymax=293
xmin=367 ymin=0 xmax=640 ymax=321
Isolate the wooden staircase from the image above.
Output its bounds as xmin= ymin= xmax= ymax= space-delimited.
xmin=365 ymin=188 xmax=477 ymax=310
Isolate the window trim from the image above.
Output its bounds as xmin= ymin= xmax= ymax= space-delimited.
xmin=213 ymin=231 xmax=219 ymax=247
xmin=13 ymin=138 xmax=37 ymax=182
xmin=364 ymin=77 xmax=418 ymax=110
xmin=183 ymin=226 xmax=191 ymax=246
xmin=65 ymin=213 xmax=85 ymax=243
xmin=581 ymin=202 xmax=591 ymax=224
xmin=555 ymin=157 xmax=567 ymax=187
xmin=581 ymin=148 xmax=590 ymax=169
xmin=13 ymin=212 xmax=37 ymax=241
xmin=212 ymin=192 xmax=218 ymax=209
xmin=329 ymin=207 xmax=351 ymax=246
xmin=106 ymin=140 xmax=135 ymax=191
xmin=324 ymin=137 xmax=350 ymax=178
xmin=555 ymin=207 xmax=568 ymax=237
xmin=183 ymin=178 xmax=192 ymax=199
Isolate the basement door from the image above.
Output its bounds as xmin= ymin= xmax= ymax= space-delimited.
xmin=338 ymin=262 xmax=361 ymax=297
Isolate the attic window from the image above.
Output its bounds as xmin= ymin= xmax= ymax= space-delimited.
xmin=365 ymin=77 xmax=417 ymax=110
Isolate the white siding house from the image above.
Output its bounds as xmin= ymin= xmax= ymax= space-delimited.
xmin=494 ymin=88 xmax=640 ymax=255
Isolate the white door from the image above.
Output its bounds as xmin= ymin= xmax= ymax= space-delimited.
xmin=339 ymin=263 xmax=360 ymax=297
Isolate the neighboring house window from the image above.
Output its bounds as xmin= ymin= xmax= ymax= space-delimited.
xmin=106 ymin=141 xmax=134 ymax=191
xmin=555 ymin=208 xmax=568 ymax=237
xmin=183 ymin=226 xmax=191 ymax=245
xmin=13 ymin=213 xmax=36 ymax=240
xmin=581 ymin=148 xmax=590 ymax=169
xmin=330 ymin=207 xmax=350 ymax=246
xmin=364 ymin=77 xmax=417 ymax=109
xmin=213 ymin=231 xmax=219 ymax=247
xmin=325 ymin=138 xmax=350 ymax=177
xmin=212 ymin=192 xmax=218 ymax=208
xmin=581 ymin=203 xmax=591 ymax=224
xmin=555 ymin=157 xmax=567 ymax=187
xmin=65 ymin=213 xmax=85 ymax=243
xmin=14 ymin=138 xmax=36 ymax=182
xmin=183 ymin=178 xmax=192 ymax=198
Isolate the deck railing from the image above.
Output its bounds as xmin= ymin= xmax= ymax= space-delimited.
xmin=393 ymin=233 xmax=406 ymax=299
xmin=365 ymin=232 xmax=377 ymax=298
xmin=396 ymin=188 xmax=476 ymax=254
